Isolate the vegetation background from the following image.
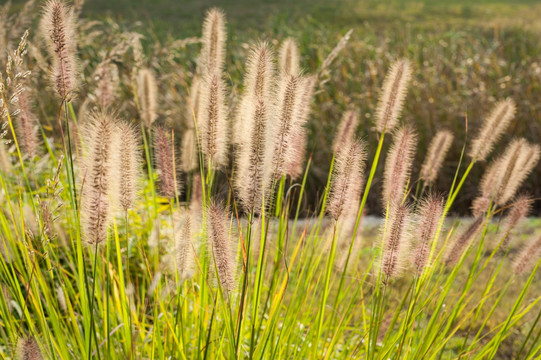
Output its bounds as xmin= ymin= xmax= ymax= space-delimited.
xmin=9 ymin=0 xmax=541 ymax=215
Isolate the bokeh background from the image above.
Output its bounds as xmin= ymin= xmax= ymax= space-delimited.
xmin=9 ymin=0 xmax=541 ymax=215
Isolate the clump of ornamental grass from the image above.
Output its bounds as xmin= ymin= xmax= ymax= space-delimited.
xmin=513 ymin=234 xmax=541 ymax=275
xmin=382 ymin=126 xmax=417 ymax=207
xmin=278 ymin=37 xmax=300 ymax=75
xmin=326 ymin=139 xmax=367 ymax=220
xmin=236 ymin=43 xmax=275 ymax=213
xmin=420 ymin=130 xmax=454 ymax=185
xmin=445 ymin=217 xmax=485 ymax=266
xmin=499 ymin=194 xmax=532 ymax=249
xmin=153 ymin=125 xmax=179 ymax=199
xmin=374 ymin=59 xmax=412 ymax=133
xmin=207 ymin=202 xmax=236 ymax=292
xmin=380 ymin=204 xmax=410 ymax=285
xmin=40 ymin=0 xmax=78 ymax=101
xmin=117 ymin=121 xmax=140 ymax=212
xmin=332 ymin=110 xmax=359 ymax=154
xmin=411 ymin=195 xmax=444 ymax=275
xmin=468 ymin=98 xmax=516 ymax=161
xmin=15 ymin=336 xmax=43 ymax=360
xmin=137 ymin=67 xmax=158 ymax=128
xmin=80 ymin=111 xmax=120 ymax=245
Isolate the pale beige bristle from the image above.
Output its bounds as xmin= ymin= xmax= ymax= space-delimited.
xmin=420 ymin=130 xmax=454 ymax=184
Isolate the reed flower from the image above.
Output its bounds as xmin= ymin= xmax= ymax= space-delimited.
xmin=332 ymin=110 xmax=359 ymax=154
xmin=80 ymin=111 xmax=120 ymax=245
xmin=154 ymin=125 xmax=178 ymax=199
xmin=374 ymin=59 xmax=412 ymax=133
xmin=327 ymin=139 xmax=367 ymax=220
xmin=40 ymin=0 xmax=78 ymax=100
xmin=137 ymin=68 xmax=158 ymax=128
xmin=380 ymin=204 xmax=410 ymax=284
xmin=15 ymin=90 xmax=40 ymax=159
xmin=278 ymin=37 xmax=299 ymax=75
xmin=382 ymin=126 xmax=417 ymax=207
xmin=420 ymin=130 xmax=453 ymax=184
xmin=412 ymin=195 xmax=444 ymax=274
xmin=117 ymin=121 xmax=140 ymax=211
xmin=468 ymin=98 xmax=516 ymax=161
xmin=175 ymin=215 xmax=195 ymax=281
xmin=200 ymin=8 xmax=226 ymax=74
xmin=500 ymin=194 xmax=532 ymax=249
xmin=513 ymin=235 xmax=541 ymax=275
xmin=445 ymin=217 xmax=484 ymax=266
xmin=207 ymin=202 xmax=236 ymax=292
xmin=16 ymin=336 xmax=43 ymax=360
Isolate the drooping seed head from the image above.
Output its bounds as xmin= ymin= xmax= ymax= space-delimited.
xmin=420 ymin=130 xmax=454 ymax=184
xmin=412 ymin=195 xmax=444 ymax=274
xmin=137 ymin=68 xmax=158 ymax=128
xmin=153 ymin=125 xmax=179 ymax=199
xmin=278 ymin=37 xmax=300 ymax=75
xmin=40 ymin=0 xmax=79 ymax=100
xmin=374 ymin=59 xmax=412 ymax=133
xmin=200 ymin=8 xmax=227 ymax=74
xmin=15 ymin=336 xmax=43 ymax=360
xmin=382 ymin=126 xmax=418 ymax=207
xmin=445 ymin=217 xmax=484 ymax=266
xmin=513 ymin=235 xmax=541 ymax=275
xmin=117 ymin=121 xmax=141 ymax=211
xmin=332 ymin=110 xmax=359 ymax=154
xmin=206 ymin=202 xmax=236 ymax=292
xmin=327 ymin=139 xmax=367 ymax=220
xmin=380 ymin=204 xmax=411 ymax=285
xmin=468 ymin=98 xmax=516 ymax=161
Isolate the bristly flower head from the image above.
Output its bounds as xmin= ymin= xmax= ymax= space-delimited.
xmin=278 ymin=37 xmax=300 ymax=75
xmin=40 ymin=0 xmax=79 ymax=100
xmin=181 ymin=127 xmax=199 ymax=173
xmin=117 ymin=121 xmax=140 ymax=211
xmin=445 ymin=217 xmax=484 ymax=266
xmin=380 ymin=204 xmax=411 ymax=285
xmin=137 ymin=68 xmax=158 ymax=128
xmin=382 ymin=126 xmax=417 ymax=207
xmin=332 ymin=110 xmax=359 ymax=154
xmin=420 ymin=130 xmax=454 ymax=185
xmin=153 ymin=125 xmax=179 ymax=199
xmin=468 ymin=98 xmax=516 ymax=161
xmin=327 ymin=138 xmax=367 ymax=220
xmin=513 ymin=235 xmax=541 ymax=275
xmin=412 ymin=195 xmax=444 ymax=275
xmin=15 ymin=90 xmax=40 ymax=160
xmin=374 ymin=59 xmax=412 ymax=133
xmin=174 ymin=215 xmax=195 ymax=281
xmin=499 ymin=194 xmax=532 ymax=249
xmin=15 ymin=336 xmax=43 ymax=360
xmin=200 ymin=8 xmax=227 ymax=74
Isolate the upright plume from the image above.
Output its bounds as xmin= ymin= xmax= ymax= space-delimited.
xmin=175 ymin=215 xmax=195 ymax=281
xmin=137 ymin=68 xmax=158 ymax=128
xmin=236 ymin=43 xmax=275 ymax=213
xmin=181 ymin=127 xmax=199 ymax=173
xmin=420 ymin=130 xmax=454 ymax=185
xmin=382 ymin=126 xmax=417 ymax=207
xmin=332 ymin=110 xmax=359 ymax=154
xmin=15 ymin=336 xmax=43 ymax=360
xmin=469 ymin=98 xmax=516 ymax=161
xmin=117 ymin=121 xmax=140 ymax=212
xmin=41 ymin=0 xmax=79 ymax=100
xmin=374 ymin=59 xmax=412 ymax=133
xmin=412 ymin=195 xmax=444 ymax=274
xmin=445 ymin=217 xmax=484 ymax=266
xmin=15 ymin=91 xmax=40 ymax=159
xmin=200 ymin=8 xmax=226 ymax=74
xmin=207 ymin=202 xmax=236 ymax=292
xmin=81 ymin=111 xmax=120 ymax=245
xmin=153 ymin=126 xmax=179 ymax=199
xmin=327 ymin=139 xmax=367 ymax=220
xmin=380 ymin=204 xmax=411 ymax=285
xmin=278 ymin=37 xmax=300 ymax=75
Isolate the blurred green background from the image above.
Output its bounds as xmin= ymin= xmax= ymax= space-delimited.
xmin=11 ymin=0 xmax=541 ymax=215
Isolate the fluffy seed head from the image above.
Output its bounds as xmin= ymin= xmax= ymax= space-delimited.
xmin=278 ymin=37 xmax=300 ymax=75
xmin=513 ymin=235 xmax=541 ymax=275
xmin=186 ymin=76 xmax=202 ymax=126
xmin=180 ymin=127 xmax=199 ymax=173
xmin=206 ymin=202 xmax=236 ymax=292
xmin=40 ymin=0 xmax=79 ymax=100
xmin=332 ymin=110 xmax=359 ymax=154
xmin=412 ymin=195 xmax=444 ymax=274
xmin=80 ymin=111 xmax=120 ymax=246
xmin=327 ymin=139 xmax=367 ymax=220
xmin=175 ymin=215 xmax=195 ymax=281
xmin=382 ymin=126 xmax=418 ymax=207
xmin=200 ymin=71 xmax=229 ymax=168
xmin=153 ymin=126 xmax=179 ymax=199
xmin=117 ymin=121 xmax=140 ymax=211
xmin=374 ymin=59 xmax=412 ymax=133
xmin=445 ymin=217 xmax=484 ymax=266
xmin=137 ymin=68 xmax=158 ymax=128
xmin=380 ymin=204 xmax=411 ymax=284
xmin=500 ymin=195 xmax=532 ymax=249
xmin=200 ymin=8 xmax=227 ymax=74
xmin=420 ymin=130 xmax=454 ymax=184
xmin=469 ymin=98 xmax=516 ymax=161
xmin=15 ymin=91 xmax=40 ymax=159
xmin=94 ymin=62 xmax=119 ymax=109
xmin=0 ymin=141 xmax=12 ymax=173
xmin=15 ymin=336 xmax=43 ymax=360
